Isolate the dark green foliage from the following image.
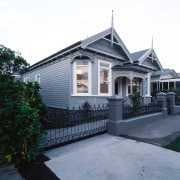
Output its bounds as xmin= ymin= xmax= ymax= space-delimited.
xmin=81 ymin=101 xmax=92 ymax=110
xmin=165 ymin=135 xmax=180 ymax=152
xmin=129 ymin=87 xmax=143 ymax=106
xmin=0 ymin=45 xmax=29 ymax=76
xmin=151 ymin=88 xmax=180 ymax=104
xmin=0 ymin=80 xmax=47 ymax=163
xmin=80 ymin=101 xmax=92 ymax=121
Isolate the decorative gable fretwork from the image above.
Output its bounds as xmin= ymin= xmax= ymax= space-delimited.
xmin=81 ymin=28 xmax=133 ymax=63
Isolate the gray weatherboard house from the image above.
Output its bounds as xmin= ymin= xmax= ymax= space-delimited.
xmin=22 ymin=26 xmax=180 ymax=109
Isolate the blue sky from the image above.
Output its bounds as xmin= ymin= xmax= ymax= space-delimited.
xmin=1 ymin=0 xmax=180 ymax=72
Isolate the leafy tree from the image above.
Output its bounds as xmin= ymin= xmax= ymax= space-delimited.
xmin=0 ymin=79 xmax=47 ymax=163
xmin=0 ymin=45 xmax=47 ymax=163
xmin=0 ymin=45 xmax=29 ymax=76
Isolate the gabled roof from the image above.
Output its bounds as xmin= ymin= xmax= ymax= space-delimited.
xmin=81 ymin=28 xmax=133 ymax=63
xmin=131 ymin=49 xmax=149 ymax=62
xmin=131 ymin=48 xmax=163 ymax=71
xmin=26 ymin=27 xmax=133 ymax=71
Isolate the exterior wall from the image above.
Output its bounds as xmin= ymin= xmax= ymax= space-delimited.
xmin=22 ymin=58 xmax=71 ymax=108
xmin=70 ymin=96 xmax=108 ymax=109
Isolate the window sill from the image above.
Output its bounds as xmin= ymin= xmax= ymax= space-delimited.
xmin=71 ymin=94 xmax=111 ymax=97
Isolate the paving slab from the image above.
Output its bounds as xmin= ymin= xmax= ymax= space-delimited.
xmin=45 ymin=134 xmax=180 ymax=180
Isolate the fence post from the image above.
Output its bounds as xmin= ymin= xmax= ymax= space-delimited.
xmin=106 ymin=95 xmax=124 ymax=135
xmin=167 ymin=92 xmax=176 ymax=115
xmin=156 ymin=92 xmax=167 ymax=118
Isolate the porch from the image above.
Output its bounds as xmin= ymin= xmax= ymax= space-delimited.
xmin=112 ymin=64 xmax=151 ymax=104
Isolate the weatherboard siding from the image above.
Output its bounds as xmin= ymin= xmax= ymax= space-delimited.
xmin=70 ymin=96 xmax=108 ymax=109
xmin=22 ymin=58 xmax=71 ymax=108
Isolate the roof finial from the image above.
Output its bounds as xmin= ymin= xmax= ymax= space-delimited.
xmin=111 ymin=10 xmax=114 ymax=47
xmin=151 ymin=36 xmax=153 ymax=49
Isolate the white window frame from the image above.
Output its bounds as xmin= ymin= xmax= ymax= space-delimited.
xmin=35 ymin=74 xmax=40 ymax=84
xmin=24 ymin=77 xmax=30 ymax=83
xmin=98 ymin=60 xmax=112 ymax=96
xmin=73 ymin=60 xmax=91 ymax=96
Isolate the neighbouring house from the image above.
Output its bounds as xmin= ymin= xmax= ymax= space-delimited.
xmin=21 ymin=26 xmax=180 ymax=109
xmin=151 ymin=68 xmax=180 ymax=92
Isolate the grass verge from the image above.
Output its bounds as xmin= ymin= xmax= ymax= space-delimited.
xmin=165 ymin=135 xmax=180 ymax=152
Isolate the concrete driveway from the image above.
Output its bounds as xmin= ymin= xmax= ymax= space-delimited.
xmin=1 ymin=114 xmax=180 ymax=180
xmin=45 ymin=134 xmax=180 ymax=180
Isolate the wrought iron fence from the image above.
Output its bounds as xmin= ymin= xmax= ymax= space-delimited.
xmin=123 ymin=102 xmax=162 ymax=120
xmin=41 ymin=105 xmax=108 ymax=149
xmin=175 ymin=96 xmax=180 ymax=105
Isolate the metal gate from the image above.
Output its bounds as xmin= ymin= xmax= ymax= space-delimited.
xmin=42 ymin=106 xmax=108 ymax=150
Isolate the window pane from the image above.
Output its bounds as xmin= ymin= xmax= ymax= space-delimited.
xmin=163 ymin=82 xmax=168 ymax=89
xmin=77 ymin=81 xmax=88 ymax=93
xmin=100 ymin=67 xmax=109 ymax=93
xmin=100 ymin=68 xmax=109 ymax=81
xmin=100 ymin=82 xmax=108 ymax=93
xmin=176 ymin=81 xmax=180 ymax=89
xmin=169 ymin=82 xmax=174 ymax=89
xmin=76 ymin=67 xmax=88 ymax=80
xmin=76 ymin=66 xmax=88 ymax=93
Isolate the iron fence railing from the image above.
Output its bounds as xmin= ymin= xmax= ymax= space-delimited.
xmin=42 ymin=105 xmax=108 ymax=149
xmin=42 ymin=102 xmax=163 ymax=149
xmin=175 ymin=96 xmax=180 ymax=105
xmin=123 ymin=102 xmax=162 ymax=120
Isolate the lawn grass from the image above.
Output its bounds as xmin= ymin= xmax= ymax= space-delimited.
xmin=165 ymin=135 xmax=180 ymax=152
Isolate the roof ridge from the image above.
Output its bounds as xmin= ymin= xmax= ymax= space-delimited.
xmin=131 ymin=49 xmax=150 ymax=55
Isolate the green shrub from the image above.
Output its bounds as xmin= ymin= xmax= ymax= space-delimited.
xmin=129 ymin=87 xmax=143 ymax=106
xmin=0 ymin=79 xmax=47 ymax=163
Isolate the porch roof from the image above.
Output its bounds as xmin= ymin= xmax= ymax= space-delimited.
xmin=112 ymin=64 xmax=148 ymax=74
